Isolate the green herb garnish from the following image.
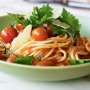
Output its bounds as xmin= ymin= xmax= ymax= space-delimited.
xmin=8 ymin=5 xmax=81 ymax=39
xmin=52 ymin=24 xmax=68 ymax=35
xmin=8 ymin=4 xmax=53 ymax=28
xmin=8 ymin=13 xmax=30 ymax=26
xmin=13 ymin=55 xmax=34 ymax=65
xmin=70 ymin=59 xmax=90 ymax=65
xmin=29 ymin=4 xmax=53 ymax=28
xmin=55 ymin=8 xmax=81 ymax=38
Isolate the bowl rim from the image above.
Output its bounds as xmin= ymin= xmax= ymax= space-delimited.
xmin=0 ymin=60 xmax=90 ymax=70
xmin=0 ymin=15 xmax=90 ymax=70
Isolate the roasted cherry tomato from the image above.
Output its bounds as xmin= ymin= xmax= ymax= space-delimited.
xmin=31 ymin=28 xmax=48 ymax=41
xmin=7 ymin=54 xmax=17 ymax=62
xmin=16 ymin=24 xmax=24 ymax=32
xmin=1 ymin=26 xmax=18 ymax=43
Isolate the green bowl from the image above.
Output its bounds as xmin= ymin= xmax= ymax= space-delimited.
xmin=0 ymin=15 xmax=90 ymax=81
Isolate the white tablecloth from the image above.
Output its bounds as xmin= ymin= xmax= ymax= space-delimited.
xmin=0 ymin=0 xmax=90 ymax=90
xmin=0 ymin=72 xmax=90 ymax=90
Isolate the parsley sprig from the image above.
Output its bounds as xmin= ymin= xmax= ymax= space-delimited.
xmin=8 ymin=4 xmax=53 ymax=28
xmin=8 ymin=13 xmax=30 ymax=26
xmin=8 ymin=4 xmax=81 ymax=38
xmin=13 ymin=55 xmax=34 ymax=65
xmin=52 ymin=8 xmax=81 ymax=38
xmin=29 ymin=4 xmax=53 ymax=28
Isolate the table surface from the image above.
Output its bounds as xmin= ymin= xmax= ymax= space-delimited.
xmin=0 ymin=0 xmax=90 ymax=90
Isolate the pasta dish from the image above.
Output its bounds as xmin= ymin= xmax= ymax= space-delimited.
xmin=0 ymin=4 xmax=90 ymax=66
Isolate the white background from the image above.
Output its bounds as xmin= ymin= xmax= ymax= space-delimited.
xmin=0 ymin=0 xmax=90 ymax=90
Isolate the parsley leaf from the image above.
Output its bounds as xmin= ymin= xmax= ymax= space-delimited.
xmin=8 ymin=4 xmax=53 ymax=28
xmin=8 ymin=13 xmax=30 ymax=26
xmin=29 ymin=4 xmax=53 ymax=28
xmin=52 ymin=25 xmax=68 ymax=35
xmin=13 ymin=55 xmax=34 ymax=65
xmin=70 ymin=59 xmax=90 ymax=65
xmin=58 ymin=8 xmax=81 ymax=38
xmin=52 ymin=9 xmax=81 ymax=38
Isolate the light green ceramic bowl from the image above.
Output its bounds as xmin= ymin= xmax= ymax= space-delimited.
xmin=0 ymin=15 xmax=90 ymax=81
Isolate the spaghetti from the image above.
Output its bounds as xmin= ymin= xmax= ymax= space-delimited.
xmin=0 ymin=5 xmax=90 ymax=66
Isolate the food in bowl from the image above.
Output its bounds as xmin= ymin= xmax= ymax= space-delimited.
xmin=0 ymin=4 xmax=90 ymax=66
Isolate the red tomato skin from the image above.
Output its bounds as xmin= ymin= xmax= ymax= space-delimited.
xmin=16 ymin=24 xmax=24 ymax=31
xmin=1 ymin=26 xmax=18 ymax=43
xmin=32 ymin=28 xmax=48 ymax=41
xmin=36 ymin=60 xmax=54 ymax=66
